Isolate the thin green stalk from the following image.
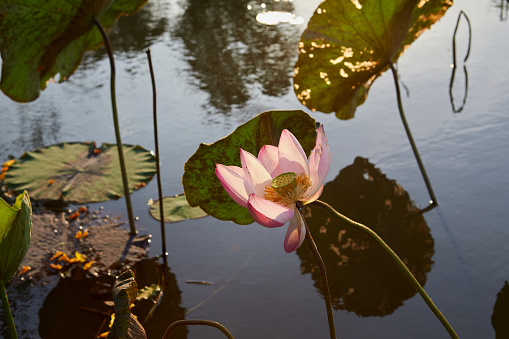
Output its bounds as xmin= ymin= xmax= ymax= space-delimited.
xmin=146 ymin=49 xmax=168 ymax=268
xmin=389 ymin=62 xmax=437 ymax=207
xmin=0 ymin=280 xmax=17 ymax=339
xmin=93 ymin=19 xmax=136 ymax=235
xmin=311 ymin=199 xmax=458 ymax=339
xmin=163 ymin=319 xmax=234 ymax=339
xmin=299 ymin=208 xmax=337 ymax=339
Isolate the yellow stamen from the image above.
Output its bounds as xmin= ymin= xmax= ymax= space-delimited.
xmin=264 ymin=172 xmax=312 ymax=207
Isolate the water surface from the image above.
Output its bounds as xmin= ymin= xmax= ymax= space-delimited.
xmin=1 ymin=0 xmax=508 ymax=338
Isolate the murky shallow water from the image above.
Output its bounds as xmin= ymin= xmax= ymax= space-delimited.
xmin=1 ymin=0 xmax=509 ymax=338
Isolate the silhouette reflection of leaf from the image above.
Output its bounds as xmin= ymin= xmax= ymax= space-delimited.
xmin=38 ymin=273 xmax=117 ymax=338
xmin=171 ymin=0 xmax=300 ymax=113
xmin=38 ymin=259 xmax=187 ymax=338
xmin=492 ymin=281 xmax=509 ymax=338
xmin=132 ymin=259 xmax=188 ymax=339
xmin=297 ymin=157 xmax=434 ymax=317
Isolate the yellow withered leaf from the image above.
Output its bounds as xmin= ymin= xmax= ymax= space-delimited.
xmin=75 ymin=230 xmax=89 ymax=239
xmin=49 ymin=263 xmax=62 ymax=270
xmin=83 ymin=261 xmax=95 ymax=270
xmin=2 ymin=160 xmax=15 ymax=167
xmin=18 ymin=266 xmax=31 ymax=275
xmin=69 ymin=251 xmax=86 ymax=263
xmin=50 ymin=251 xmax=64 ymax=260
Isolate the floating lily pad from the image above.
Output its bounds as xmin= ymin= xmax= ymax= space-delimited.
xmin=293 ymin=0 xmax=451 ymax=119
xmin=0 ymin=0 xmax=147 ymax=102
xmin=183 ymin=110 xmax=317 ymax=225
xmin=4 ymin=142 xmax=156 ymax=203
xmin=149 ymin=195 xmax=207 ymax=223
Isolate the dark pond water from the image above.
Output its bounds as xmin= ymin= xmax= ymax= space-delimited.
xmin=1 ymin=0 xmax=509 ymax=338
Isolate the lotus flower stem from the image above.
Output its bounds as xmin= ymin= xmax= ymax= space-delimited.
xmin=299 ymin=207 xmax=337 ymax=339
xmin=146 ymin=49 xmax=168 ymax=268
xmin=163 ymin=319 xmax=234 ymax=339
xmin=311 ymin=199 xmax=459 ymax=339
xmin=389 ymin=61 xmax=437 ymax=207
xmin=93 ymin=19 xmax=137 ymax=235
xmin=0 ymin=280 xmax=17 ymax=339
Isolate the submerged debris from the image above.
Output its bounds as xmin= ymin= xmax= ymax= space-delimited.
xmin=12 ymin=207 xmax=150 ymax=285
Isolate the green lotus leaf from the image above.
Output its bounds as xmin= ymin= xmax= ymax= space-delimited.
xmin=108 ymin=269 xmax=147 ymax=339
xmin=183 ymin=110 xmax=317 ymax=225
xmin=0 ymin=191 xmax=32 ymax=282
xmin=4 ymin=142 xmax=156 ymax=203
xmin=149 ymin=195 xmax=207 ymax=223
xmin=0 ymin=0 xmax=147 ymax=102
xmin=293 ymin=0 xmax=452 ymax=119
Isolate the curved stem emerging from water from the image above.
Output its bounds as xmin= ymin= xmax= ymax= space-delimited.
xmin=311 ymin=199 xmax=458 ymax=339
xmin=0 ymin=280 xmax=17 ymax=339
xmin=389 ymin=62 xmax=437 ymax=207
xmin=163 ymin=319 xmax=234 ymax=339
xmin=93 ymin=19 xmax=136 ymax=235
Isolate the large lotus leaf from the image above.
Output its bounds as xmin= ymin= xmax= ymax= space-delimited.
xmin=4 ymin=142 xmax=155 ymax=203
xmin=108 ymin=270 xmax=147 ymax=339
xmin=293 ymin=0 xmax=452 ymax=119
xmin=149 ymin=195 xmax=207 ymax=223
xmin=0 ymin=191 xmax=32 ymax=282
xmin=183 ymin=110 xmax=317 ymax=225
xmin=0 ymin=0 xmax=147 ymax=102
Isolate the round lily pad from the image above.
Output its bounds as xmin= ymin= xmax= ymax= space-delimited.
xmin=4 ymin=142 xmax=156 ymax=203
xmin=149 ymin=195 xmax=207 ymax=223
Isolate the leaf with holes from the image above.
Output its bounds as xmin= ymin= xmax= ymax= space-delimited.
xmin=149 ymin=195 xmax=207 ymax=223
xmin=0 ymin=0 xmax=147 ymax=102
xmin=293 ymin=0 xmax=451 ymax=119
xmin=4 ymin=142 xmax=155 ymax=203
xmin=183 ymin=110 xmax=317 ymax=225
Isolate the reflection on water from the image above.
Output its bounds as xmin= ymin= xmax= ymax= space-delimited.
xmin=492 ymin=281 xmax=509 ymax=338
xmin=84 ymin=0 xmax=170 ymax=63
xmin=297 ymin=157 xmax=434 ymax=317
xmin=0 ymin=281 xmax=56 ymax=339
xmin=171 ymin=0 xmax=301 ymax=113
xmin=132 ymin=259 xmax=188 ymax=338
xmin=449 ymin=11 xmax=472 ymax=113
xmin=0 ymin=102 xmax=61 ymax=162
xmin=37 ymin=259 xmax=187 ymax=338
xmin=491 ymin=0 xmax=509 ymax=20
xmin=255 ymin=11 xmax=304 ymax=25
xmin=38 ymin=273 xmax=116 ymax=338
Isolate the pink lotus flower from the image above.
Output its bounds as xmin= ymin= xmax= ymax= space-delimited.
xmin=215 ymin=125 xmax=331 ymax=253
